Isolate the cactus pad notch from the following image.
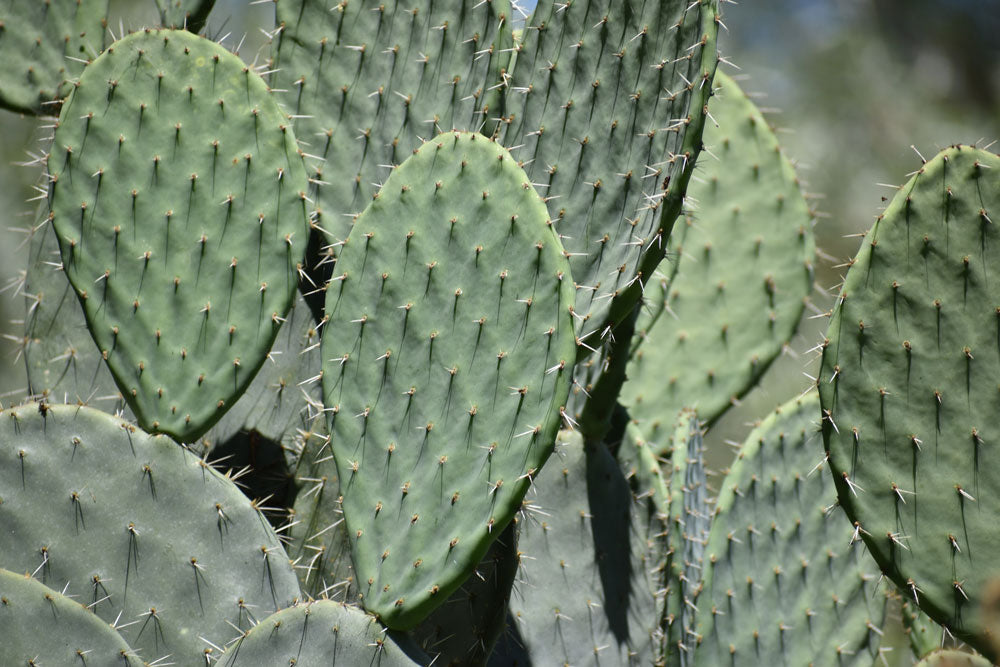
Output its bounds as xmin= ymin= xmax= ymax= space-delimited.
xmin=47 ymin=29 xmax=311 ymax=443
xmin=818 ymin=146 xmax=1000 ymax=654
xmin=321 ymin=131 xmax=576 ymax=629
xmin=696 ymin=392 xmax=886 ymax=665
xmin=0 ymin=403 xmax=301 ymax=664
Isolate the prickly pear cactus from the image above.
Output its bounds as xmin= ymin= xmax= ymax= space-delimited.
xmin=0 ymin=0 xmax=109 ymax=114
xmin=623 ymin=71 xmax=815 ymax=436
xmin=321 ymin=131 xmax=575 ymax=629
xmin=219 ymin=599 xmax=428 ymax=666
xmin=500 ymin=0 xmax=720 ymax=347
xmin=696 ymin=392 xmax=885 ymax=665
xmin=903 ymin=596 xmax=944 ymax=660
xmin=270 ymin=0 xmax=513 ymax=251
xmin=47 ymin=29 xmax=310 ymax=443
xmin=818 ymin=146 xmax=1000 ymax=654
xmin=495 ymin=428 xmax=665 ymax=665
xmin=0 ymin=403 xmax=301 ymax=665
xmin=0 ymin=568 xmax=143 ymax=666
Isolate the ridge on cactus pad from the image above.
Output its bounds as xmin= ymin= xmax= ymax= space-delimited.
xmin=818 ymin=146 xmax=1000 ymax=655
xmin=321 ymin=131 xmax=576 ymax=629
xmin=0 ymin=568 xmax=143 ymax=666
xmin=47 ymin=28 xmax=310 ymax=443
xmin=0 ymin=403 xmax=301 ymax=664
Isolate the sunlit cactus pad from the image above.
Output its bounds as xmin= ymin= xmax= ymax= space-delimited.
xmin=0 ymin=568 xmax=142 ymax=666
xmin=696 ymin=392 xmax=885 ymax=665
xmin=0 ymin=0 xmax=109 ymax=114
xmin=0 ymin=403 xmax=300 ymax=664
xmin=624 ymin=71 xmax=815 ymax=437
xmin=48 ymin=28 xmax=310 ymax=442
xmin=818 ymin=146 xmax=1000 ymax=653
xmin=322 ymin=131 xmax=576 ymax=628
xmin=219 ymin=599 xmax=427 ymax=666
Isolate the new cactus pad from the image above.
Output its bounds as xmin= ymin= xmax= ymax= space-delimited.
xmin=47 ymin=29 xmax=310 ymax=443
xmin=818 ymin=146 xmax=1000 ymax=654
xmin=0 ymin=403 xmax=301 ymax=664
xmin=321 ymin=131 xmax=575 ymax=629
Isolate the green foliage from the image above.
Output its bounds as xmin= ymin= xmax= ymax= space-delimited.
xmin=819 ymin=146 xmax=1000 ymax=655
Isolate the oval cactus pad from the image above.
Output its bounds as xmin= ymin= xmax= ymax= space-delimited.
xmin=819 ymin=146 xmax=1000 ymax=652
xmin=48 ymin=29 xmax=310 ymax=442
xmin=322 ymin=131 xmax=576 ymax=628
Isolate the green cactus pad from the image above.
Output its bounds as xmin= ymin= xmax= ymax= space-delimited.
xmin=155 ymin=0 xmax=215 ymax=31
xmin=25 ymin=206 xmax=323 ymax=450
xmin=499 ymin=0 xmax=719 ymax=348
xmin=270 ymin=0 xmax=512 ymax=250
xmin=320 ymin=131 xmax=575 ymax=629
xmin=0 ymin=0 xmax=109 ymax=114
xmin=219 ymin=599 xmax=428 ymax=666
xmin=48 ymin=29 xmax=310 ymax=443
xmin=0 ymin=568 xmax=143 ymax=666
xmin=0 ymin=403 xmax=301 ymax=665
xmin=915 ymin=650 xmax=993 ymax=667
xmin=497 ymin=428 xmax=664 ymax=664
xmin=622 ymin=71 xmax=815 ymax=437
xmin=696 ymin=392 xmax=885 ymax=665
xmin=817 ymin=146 xmax=1000 ymax=653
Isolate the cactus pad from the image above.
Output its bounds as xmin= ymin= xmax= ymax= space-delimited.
xmin=155 ymin=0 xmax=215 ymax=31
xmin=0 ymin=0 xmax=109 ymax=114
xmin=500 ymin=0 xmax=719 ymax=347
xmin=48 ymin=29 xmax=310 ymax=442
xmin=270 ymin=0 xmax=512 ymax=250
xmin=219 ymin=599 xmax=428 ymax=666
xmin=623 ymin=71 xmax=815 ymax=435
xmin=696 ymin=392 xmax=885 ymax=665
xmin=499 ymin=428 xmax=664 ymax=664
xmin=0 ymin=403 xmax=301 ymax=664
xmin=0 ymin=568 xmax=142 ymax=666
xmin=818 ymin=146 xmax=1000 ymax=652
xmin=321 ymin=131 xmax=575 ymax=628
xmin=915 ymin=650 xmax=993 ymax=667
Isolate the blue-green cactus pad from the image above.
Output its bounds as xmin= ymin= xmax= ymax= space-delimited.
xmin=48 ymin=29 xmax=310 ymax=443
xmin=0 ymin=403 xmax=301 ymax=665
xmin=0 ymin=568 xmax=143 ymax=666
xmin=219 ymin=599 xmax=428 ymax=666
xmin=818 ymin=146 xmax=1000 ymax=652
xmin=696 ymin=392 xmax=885 ymax=665
xmin=321 ymin=131 xmax=575 ymax=628
xmin=622 ymin=71 xmax=815 ymax=437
